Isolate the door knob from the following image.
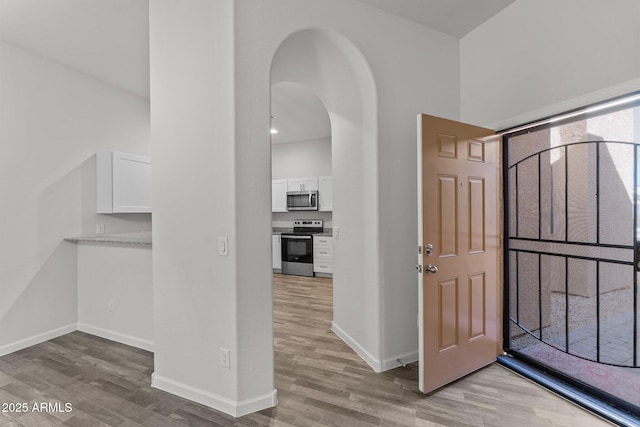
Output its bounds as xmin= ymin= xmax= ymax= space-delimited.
xmin=425 ymin=264 xmax=438 ymax=274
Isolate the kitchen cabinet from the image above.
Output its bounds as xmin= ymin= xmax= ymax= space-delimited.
xmin=97 ymin=151 xmax=152 ymax=213
xmin=318 ymin=176 xmax=333 ymax=211
xmin=272 ymin=179 xmax=288 ymax=212
xmin=288 ymin=177 xmax=318 ymax=192
xmin=313 ymin=235 xmax=333 ymax=275
xmin=272 ymin=234 xmax=282 ymax=271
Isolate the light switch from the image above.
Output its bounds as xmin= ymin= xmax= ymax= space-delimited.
xmin=218 ymin=237 xmax=229 ymax=256
xmin=334 ymin=227 xmax=340 ymax=240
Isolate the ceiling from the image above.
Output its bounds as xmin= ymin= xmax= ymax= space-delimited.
xmin=356 ymin=0 xmax=516 ymax=38
xmin=271 ymin=83 xmax=331 ymax=144
xmin=0 ymin=0 xmax=150 ymax=99
xmin=0 ymin=0 xmax=516 ymax=142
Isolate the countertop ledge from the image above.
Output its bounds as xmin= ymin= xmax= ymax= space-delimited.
xmin=64 ymin=232 xmax=152 ymax=246
xmin=67 ymin=229 xmax=332 ymax=246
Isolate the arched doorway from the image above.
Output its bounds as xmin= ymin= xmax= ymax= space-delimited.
xmin=269 ymin=28 xmax=382 ymax=370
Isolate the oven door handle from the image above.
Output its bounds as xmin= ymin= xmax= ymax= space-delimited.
xmin=281 ymin=235 xmax=312 ymax=240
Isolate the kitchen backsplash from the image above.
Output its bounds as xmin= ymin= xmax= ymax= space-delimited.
xmin=272 ymin=211 xmax=332 ymax=229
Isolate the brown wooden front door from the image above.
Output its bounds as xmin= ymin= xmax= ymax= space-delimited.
xmin=417 ymin=114 xmax=500 ymax=393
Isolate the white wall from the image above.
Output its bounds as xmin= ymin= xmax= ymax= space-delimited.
xmin=77 ymin=244 xmax=153 ymax=351
xmin=271 ymin=138 xmax=331 ymax=179
xmin=0 ymin=42 xmax=150 ymax=355
xmin=461 ymin=0 xmax=640 ymax=129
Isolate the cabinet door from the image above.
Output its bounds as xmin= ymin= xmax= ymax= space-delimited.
xmin=112 ymin=152 xmax=152 ymax=213
xmin=287 ymin=177 xmax=318 ymax=191
xmin=272 ymin=235 xmax=282 ymax=269
xmin=303 ymin=177 xmax=319 ymax=191
xmin=272 ymin=179 xmax=288 ymax=212
xmin=313 ymin=236 xmax=333 ymax=273
xmin=287 ymin=178 xmax=304 ymax=192
xmin=97 ymin=151 xmax=152 ymax=214
xmin=318 ymin=176 xmax=333 ymax=211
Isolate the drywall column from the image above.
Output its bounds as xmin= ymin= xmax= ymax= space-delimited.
xmin=150 ymin=0 xmax=276 ymax=416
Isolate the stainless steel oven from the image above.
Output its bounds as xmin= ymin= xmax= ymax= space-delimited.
xmin=281 ymin=219 xmax=323 ymax=277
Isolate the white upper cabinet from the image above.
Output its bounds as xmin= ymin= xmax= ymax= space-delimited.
xmin=97 ymin=151 xmax=152 ymax=214
xmin=287 ymin=177 xmax=318 ymax=192
xmin=272 ymin=179 xmax=288 ymax=212
xmin=318 ymin=176 xmax=333 ymax=212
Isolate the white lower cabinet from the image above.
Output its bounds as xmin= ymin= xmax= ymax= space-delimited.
xmin=313 ymin=236 xmax=333 ymax=275
xmin=272 ymin=234 xmax=282 ymax=270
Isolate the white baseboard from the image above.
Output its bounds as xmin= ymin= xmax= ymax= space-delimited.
xmin=0 ymin=323 xmax=76 ymax=357
xmin=331 ymin=322 xmax=419 ymax=373
xmin=236 ymin=388 xmax=278 ymax=417
xmin=381 ymin=350 xmax=419 ymax=371
xmin=331 ymin=321 xmax=383 ymax=373
xmin=77 ymin=323 xmax=154 ymax=352
xmin=151 ymin=373 xmax=277 ymax=417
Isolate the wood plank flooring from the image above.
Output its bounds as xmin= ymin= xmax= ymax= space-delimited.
xmin=0 ymin=274 xmax=613 ymax=426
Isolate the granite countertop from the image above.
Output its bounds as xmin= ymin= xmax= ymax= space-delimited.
xmin=272 ymin=227 xmax=293 ymax=234
xmin=64 ymin=231 xmax=152 ymax=246
xmin=67 ymin=228 xmax=331 ymax=246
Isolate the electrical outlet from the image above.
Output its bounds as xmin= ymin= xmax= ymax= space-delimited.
xmin=220 ymin=348 xmax=230 ymax=368
xmin=108 ymin=297 xmax=115 ymax=312
xmin=96 ymin=223 xmax=105 ymax=234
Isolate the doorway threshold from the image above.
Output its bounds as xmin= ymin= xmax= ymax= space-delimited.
xmin=497 ymin=355 xmax=639 ymax=427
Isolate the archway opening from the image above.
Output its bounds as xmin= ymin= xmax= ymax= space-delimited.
xmin=269 ymin=28 xmax=381 ymax=372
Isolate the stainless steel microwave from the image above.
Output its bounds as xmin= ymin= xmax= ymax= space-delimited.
xmin=286 ymin=191 xmax=318 ymax=211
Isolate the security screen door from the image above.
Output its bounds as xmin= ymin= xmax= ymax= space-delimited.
xmin=503 ymin=98 xmax=640 ymax=413
xmin=417 ymin=114 xmax=500 ymax=393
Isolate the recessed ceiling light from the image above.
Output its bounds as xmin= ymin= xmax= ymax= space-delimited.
xmin=270 ymin=128 xmax=278 ymax=134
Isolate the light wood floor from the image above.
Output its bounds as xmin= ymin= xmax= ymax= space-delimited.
xmin=0 ymin=274 xmax=613 ymax=426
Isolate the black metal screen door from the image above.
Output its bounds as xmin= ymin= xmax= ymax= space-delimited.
xmin=504 ymin=100 xmax=640 ymax=414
